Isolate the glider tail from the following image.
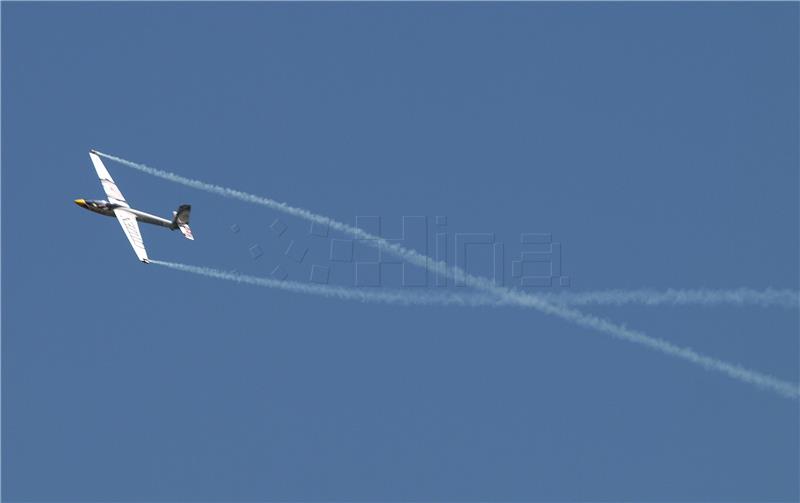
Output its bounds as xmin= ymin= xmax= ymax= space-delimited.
xmin=172 ymin=204 xmax=194 ymax=240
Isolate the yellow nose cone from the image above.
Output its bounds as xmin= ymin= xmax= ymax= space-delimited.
xmin=74 ymin=199 xmax=86 ymax=206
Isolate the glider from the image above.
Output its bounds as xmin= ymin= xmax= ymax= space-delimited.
xmin=75 ymin=149 xmax=194 ymax=263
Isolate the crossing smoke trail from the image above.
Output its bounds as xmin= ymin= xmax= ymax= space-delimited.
xmin=99 ymin=152 xmax=799 ymax=399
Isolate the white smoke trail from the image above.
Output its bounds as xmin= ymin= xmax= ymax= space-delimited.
xmin=150 ymin=260 xmax=499 ymax=307
xmin=547 ymin=288 xmax=799 ymax=309
xmin=99 ymin=152 xmax=799 ymax=399
xmin=152 ymin=260 xmax=799 ymax=399
xmin=147 ymin=261 xmax=800 ymax=312
xmin=148 ymin=262 xmax=799 ymax=312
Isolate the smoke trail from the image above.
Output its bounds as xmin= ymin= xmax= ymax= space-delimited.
xmin=101 ymin=152 xmax=799 ymax=399
xmin=547 ymin=288 xmax=799 ymax=309
xmin=149 ymin=260 xmax=502 ymax=307
xmin=148 ymin=261 xmax=799 ymax=312
xmin=152 ymin=260 xmax=799 ymax=399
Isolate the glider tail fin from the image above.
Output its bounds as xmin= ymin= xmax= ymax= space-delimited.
xmin=172 ymin=204 xmax=194 ymax=240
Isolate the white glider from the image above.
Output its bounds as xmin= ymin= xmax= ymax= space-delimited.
xmin=75 ymin=149 xmax=194 ymax=263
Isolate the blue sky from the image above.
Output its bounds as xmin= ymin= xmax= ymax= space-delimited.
xmin=3 ymin=3 xmax=798 ymax=501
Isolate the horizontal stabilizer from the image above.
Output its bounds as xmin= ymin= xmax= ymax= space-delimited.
xmin=178 ymin=223 xmax=194 ymax=240
xmin=172 ymin=204 xmax=194 ymax=240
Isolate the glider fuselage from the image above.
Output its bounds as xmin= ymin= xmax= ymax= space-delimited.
xmin=74 ymin=199 xmax=174 ymax=228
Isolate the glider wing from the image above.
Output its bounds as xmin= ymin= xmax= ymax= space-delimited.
xmin=113 ymin=208 xmax=149 ymax=263
xmin=89 ymin=150 xmax=129 ymax=208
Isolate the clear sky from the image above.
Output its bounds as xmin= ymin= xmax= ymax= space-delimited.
xmin=3 ymin=3 xmax=798 ymax=501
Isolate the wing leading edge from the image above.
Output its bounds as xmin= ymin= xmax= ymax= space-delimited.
xmin=89 ymin=151 xmax=129 ymax=208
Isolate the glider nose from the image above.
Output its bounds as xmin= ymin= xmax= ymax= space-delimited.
xmin=74 ymin=198 xmax=86 ymax=207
